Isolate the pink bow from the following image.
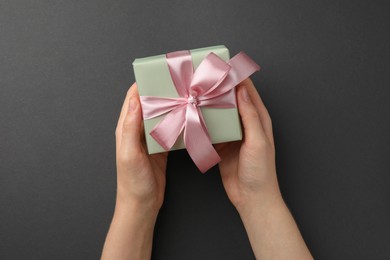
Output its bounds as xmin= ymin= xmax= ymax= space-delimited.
xmin=140 ymin=50 xmax=260 ymax=173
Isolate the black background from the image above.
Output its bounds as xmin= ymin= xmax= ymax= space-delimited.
xmin=1 ymin=0 xmax=389 ymax=259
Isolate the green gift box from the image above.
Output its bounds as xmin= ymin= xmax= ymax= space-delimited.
xmin=132 ymin=45 xmax=243 ymax=155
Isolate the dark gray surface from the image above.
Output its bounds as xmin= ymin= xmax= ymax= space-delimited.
xmin=1 ymin=0 xmax=389 ymax=259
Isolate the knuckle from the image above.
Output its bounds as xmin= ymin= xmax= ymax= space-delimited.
xmin=242 ymin=109 xmax=260 ymax=122
xmin=249 ymin=137 xmax=272 ymax=154
xmin=122 ymin=120 xmax=134 ymax=132
xmin=251 ymin=138 xmax=267 ymax=151
xmin=117 ymin=150 xmax=143 ymax=166
xmin=117 ymin=152 xmax=129 ymax=165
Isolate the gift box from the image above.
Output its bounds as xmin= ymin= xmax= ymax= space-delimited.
xmin=132 ymin=45 xmax=259 ymax=173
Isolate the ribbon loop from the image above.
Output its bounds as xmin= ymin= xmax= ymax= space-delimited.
xmin=190 ymin=53 xmax=231 ymax=97
xmin=140 ymin=49 xmax=260 ymax=173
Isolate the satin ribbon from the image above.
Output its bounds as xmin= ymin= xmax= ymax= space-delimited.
xmin=140 ymin=50 xmax=260 ymax=173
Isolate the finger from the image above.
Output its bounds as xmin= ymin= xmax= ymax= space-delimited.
xmin=236 ymin=84 xmax=268 ymax=146
xmin=120 ymin=88 xmax=144 ymax=157
xmin=116 ymin=83 xmax=137 ymax=151
xmin=116 ymin=83 xmax=138 ymax=134
xmin=237 ymin=78 xmax=274 ymax=143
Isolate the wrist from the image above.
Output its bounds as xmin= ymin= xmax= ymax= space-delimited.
xmin=116 ymin=187 xmax=163 ymax=214
xmin=102 ymin=196 xmax=158 ymax=260
xmin=236 ymin=188 xmax=285 ymax=220
xmin=114 ymin=197 xmax=160 ymax=223
xmin=235 ymin=190 xmax=313 ymax=259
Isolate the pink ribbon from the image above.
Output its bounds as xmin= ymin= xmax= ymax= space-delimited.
xmin=140 ymin=50 xmax=260 ymax=173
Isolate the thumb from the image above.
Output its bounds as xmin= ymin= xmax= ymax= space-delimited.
xmin=120 ymin=95 xmax=144 ymax=157
xmin=236 ymin=84 xmax=267 ymax=145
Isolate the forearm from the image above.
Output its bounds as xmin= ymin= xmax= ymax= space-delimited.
xmin=238 ymin=193 xmax=313 ymax=260
xmin=101 ymin=200 xmax=158 ymax=260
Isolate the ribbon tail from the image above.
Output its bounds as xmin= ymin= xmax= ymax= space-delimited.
xmin=197 ymin=106 xmax=211 ymax=141
xmin=184 ymin=104 xmax=221 ymax=173
xmin=150 ymin=104 xmax=187 ymax=151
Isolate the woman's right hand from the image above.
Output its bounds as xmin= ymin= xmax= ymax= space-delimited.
xmin=215 ymin=78 xmax=281 ymax=213
xmin=216 ymin=78 xmax=313 ymax=260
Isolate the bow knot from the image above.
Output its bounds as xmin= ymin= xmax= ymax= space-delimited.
xmin=188 ymin=95 xmax=198 ymax=106
xmin=140 ymin=50 xmax=260 ymax=173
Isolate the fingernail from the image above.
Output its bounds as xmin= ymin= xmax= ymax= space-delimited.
xmin=129 ymin=97 xmax=137 ymax=112
xmin=241 ymin=87 xmax=250 ymax=102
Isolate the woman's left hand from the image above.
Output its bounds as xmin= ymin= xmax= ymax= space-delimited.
xmin=102 ymin=83 xmax=168 ymax=260
xmin=115 ymin=83 xmax=168 ymax=212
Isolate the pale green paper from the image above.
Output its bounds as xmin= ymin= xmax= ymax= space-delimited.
xmin=132 ymin=45 xmax=242 ymax=154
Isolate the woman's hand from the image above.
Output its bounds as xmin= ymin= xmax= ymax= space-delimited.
xmin=102 ymin=83 xmax=168 ymax=260
xmin=115 ymin=83 xmax=167 ymax=212
xmin=216 ymin=78 xmax=313 ymax=260
xmin=216 ymin=78 xmax=280 ymax=213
